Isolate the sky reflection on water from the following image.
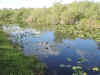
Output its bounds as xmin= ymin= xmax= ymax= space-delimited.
xmin=3 ymin=25 xmax=100 ymax=75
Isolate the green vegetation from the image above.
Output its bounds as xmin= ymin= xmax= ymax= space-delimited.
xmin=0 ymin=1 xmax=100 ymax=43
xmin=59 ymin=57 xmax=100 ymax=75
xmin=54 ymin=25 xmax=99 ymax=43
xmin=0 ymin=1 xmax=100 ymax=28
xmin=0 ymin=29 xmax=44 ymax=75
xmin=0 ymin=1 xmax=100 ymax=75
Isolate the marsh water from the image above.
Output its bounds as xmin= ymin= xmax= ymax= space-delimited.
xmin=2 ymin=25 xmax=100 ymax=75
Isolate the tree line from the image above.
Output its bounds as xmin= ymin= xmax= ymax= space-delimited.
xmin=0 ymin=1 xmax=100 ymax=28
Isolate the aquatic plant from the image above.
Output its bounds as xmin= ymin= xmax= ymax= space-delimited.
xmin=77 ymin=57 xmax=88 ymax=64
xmin=59 ymin=57 xmax=88 ymax=75
xmin=67 ymin=58 xmax=72 ymax=62
xmin=59 ymin=64 xmax=65 ymax=68
xmin=72 ymin=66 xmax=87 ymax=75
xmin=91 ymin=67 xmax=99 ymax=72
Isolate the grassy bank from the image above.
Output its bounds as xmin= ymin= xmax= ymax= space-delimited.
xmin=0 ymin=29 xmax=44 ymax=75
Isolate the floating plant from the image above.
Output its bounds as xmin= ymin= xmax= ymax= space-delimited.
xmin=67 ymin=58 xmax=72 ymax=62
xmin=72 ymin=66 xmax=87 ymax=75
xmin=91 ymin=67 xmax=99 ymax=72
xmin=77 ymin=57 xmax=88 ymax=64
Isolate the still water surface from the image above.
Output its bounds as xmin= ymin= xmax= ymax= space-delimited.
xmin=2 ymin=25 xmax=100 ymax=75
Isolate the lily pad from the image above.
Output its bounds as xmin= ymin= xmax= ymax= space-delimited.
xmin=67 ymin=58 xmax=72 ymax=62
xmin=72 ymin=66 xmax=82 ymax=70
xmin=77 ymin=57 xmax=88 ymax=63
xmin=59 ymin=64 xmax=65 ymax=68
xmin=92 ymin=67 xmax=99 ymax=72
xmin=83 ymin=72 xmax=87 ymax=75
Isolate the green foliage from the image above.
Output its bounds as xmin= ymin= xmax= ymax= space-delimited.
xmin=0 ymin=1 xmax=100 ymax=27
xmin=54 ymin=24 xmax=99 ymax=43
xmin=0 ymin=30 xmax=44 ymax=75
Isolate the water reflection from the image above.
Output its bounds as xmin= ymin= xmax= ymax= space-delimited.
xmin=2 ymin=25 xmax=61 ymax=57
xmin=24 ymin=41 xmax=60 ymax=57
xmin=2 ymin=25 xmax=100 ymax=75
